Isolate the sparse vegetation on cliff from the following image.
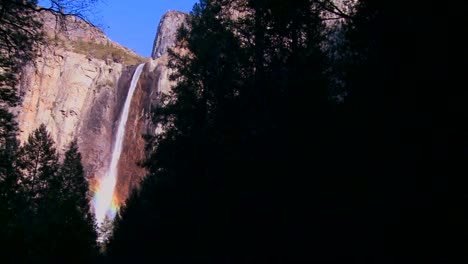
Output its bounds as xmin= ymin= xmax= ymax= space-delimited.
xmin=72 ymin=40 xmax=145 ymax=65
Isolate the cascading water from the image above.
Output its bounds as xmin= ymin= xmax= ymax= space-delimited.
xmin=94 ymin=63 xmax=145 ymax=226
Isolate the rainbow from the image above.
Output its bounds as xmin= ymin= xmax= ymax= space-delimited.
xmin=92 ymin=63 xmax=146 ymax=227
xmin=93 ymin=181 xmax=120 ymax=223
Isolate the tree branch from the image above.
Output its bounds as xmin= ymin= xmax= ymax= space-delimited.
xmin=315 ymin=0 xmax=354 ymax=20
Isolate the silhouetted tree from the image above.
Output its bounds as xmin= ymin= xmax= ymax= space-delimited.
xmin=0 ymin=109 xmax=23 ymax=263
xmin=109 ymin=0 xmax=464 ymax=263
xmin=47 ymin=139 xmax=98 ymax=263
xmin=0 ymin=1 xmax=102 ymax=262
xmin=0 ymin=0 xmax=41 ymax=107
xmin=0 ymin=0 xmax=102 ymax=131
xmin=97 ymin=215 xmax=114 ymax=253
xmin=109 ymin=0 xmax=334 ymax=263
xmin=0 ymin=109 xmax=20 ymax=182
xmin=17 ymin=124 xmax=59 ymax=211
xmin=1 ymin=126 xmax=99 ymax=262
xmin=335 ymin=0 xmax=465 ymax=262
xmin=11 ymin=124 xmax=58 ymax=261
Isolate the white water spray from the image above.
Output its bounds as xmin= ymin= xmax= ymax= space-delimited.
xmin=94 ymin=63 xmax=145 ymax=226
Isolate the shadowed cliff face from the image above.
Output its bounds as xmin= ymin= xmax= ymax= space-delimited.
xmin=115 ymin=64 xmax=152 ymax=205
xmin=115 ymin=51 xmax=179 ymax=204
xmin=112 ymin=11 xmax=186 ymax=204
xmin=114 ymin=11 xmax=186 ymax=204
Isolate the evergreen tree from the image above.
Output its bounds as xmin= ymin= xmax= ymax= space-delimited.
xmin=13 ymin=124 xmax=59 ymax=261
xmin=97 ymin=215 xmax=114 ymax=253
xmin=336 ymin=0 xmax=465 ymax=262
xmin=109 ymin=1 xmax=332 ymax=262
xmin=1 ymin=1 xmax=102 ymax=262
xmin=17 ymin=124 xmax=59 ymax=210
xmin=109 ymin=0 xmax=464 ymax=263
xmin=50 ymin=139 xmax=98 ymax=263
xmin=0 ymin=109 xmax=24 ymax=263
xmin=0 ymin=108 xmax=20 ymax=189
xmin=12 ymin=128 xmax=98 ymax=262
xmin=60 ymin=139 xmax=92 ymax=212
xmin=0 ymin=0 xmax=42 ymax=107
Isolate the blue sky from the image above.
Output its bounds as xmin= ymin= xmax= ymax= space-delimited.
xmin=39 ymin=0 xmax=198 ymax=57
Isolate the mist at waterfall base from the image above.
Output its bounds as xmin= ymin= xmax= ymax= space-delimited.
xmin=93 ymin=63 xmax=145 ymax=226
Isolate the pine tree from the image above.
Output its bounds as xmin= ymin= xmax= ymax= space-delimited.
xmin=1 ymin=0 xmax=103 ymax=108
xmin=12 ymin=124 xmax=58 ymax=261
xmin=97 ymin=215 xmax=114 ymax=253
xmin=337 ymin=1 xmax=465 ymax=262
xmin=0 ymin=108 xmax=20 ymax=195
xmin=51 ymin=139 xmax=98 ymax=263
xmin=0 ymin=108 xmax=24 ymax=263
xmin=0 ymin=1 xmax=102 ymax=262
xmin=109 ymin=1 xmax=332 ymax=262
xmin=17 ymin=124 xmax=59 ymax=210
xmin=60 ymin=139 xmax=91 ymax=212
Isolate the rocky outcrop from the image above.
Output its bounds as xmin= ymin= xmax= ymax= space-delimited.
xmin=39 ymin=10 xmax=140 ymax=58
xmin=151 ymin=11 xmax=188 ymax=59
xmin=14 ymin=8 xmax=189 ymax=206
xmin=14 ymin=10 xmax=147 ymax=204
xmin=14 ymin=3 xmax=357 ymax=207
xmin=16 ymin=44 xmax=144 ymax=203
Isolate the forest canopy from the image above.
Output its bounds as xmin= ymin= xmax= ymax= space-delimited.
xmin=1 ymin=0 xmax=464 ymax=263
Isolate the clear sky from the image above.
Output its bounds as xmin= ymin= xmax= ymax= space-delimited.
xmin=39 ymin=0 xmax=198 ymax=57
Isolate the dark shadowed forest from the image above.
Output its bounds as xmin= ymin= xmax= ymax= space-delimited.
xmin=0 ymin=0 xmax=465 ymax=263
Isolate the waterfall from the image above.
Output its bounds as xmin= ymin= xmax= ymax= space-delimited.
xmin=94 ymin=63 xmax=145 ymax=226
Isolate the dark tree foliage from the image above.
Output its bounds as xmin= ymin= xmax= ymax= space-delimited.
xmin=109 ymin=0 xmax=332 ymax=263
xmin=97 ymin=215 xmax=114 ymax=253
xmin=0 ymin=0 xmax=101 ymax=262
xmin=0 ymin=108 xmax=19 ymax=178
xmin=110 ymin=0 xmax=464 ymax=263
xmin=51 ymin=139 xmax=98 ymax=263
xmin=0 ymin=0 xmax=42 ymax=106
xmin=1 ymin=126 xmax=98 ymax=263
xmin=0 ymin=109 xmax=22 ymax=262
xmin=15 ymin=124 xmax=61 ymax=262
xmin=0 ymin=124 xmax=60 ymax=262
xmin=0 ymin=0 xmax=101 ymax=126
xmin=17 ymin=124 xmax=59 ymax=210
xmin=335 ymin=1 xmax=465 ymax=262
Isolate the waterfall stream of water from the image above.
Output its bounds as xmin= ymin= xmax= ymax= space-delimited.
xmin=94 ymin=63 xmax=145 ymax=226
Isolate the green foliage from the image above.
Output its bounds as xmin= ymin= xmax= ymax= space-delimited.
xmin=109 ymin=0 xmax=330 ymax=262
xmin=1 ymin=126 xmax=98 ymax=263
xmin=97 ymin=215 xmax=114 ymax=253
xmin=72 ymin=40 xmax=145 ymax=65
xmin=0 ymin=109 xmax=22 ymax=263
xmin=0 ymin=0 xmax=44 ymax=107
xmin=48 ymin=139 xmax=98 ymax=262
xmin=1 ymin=1 xmax=102 ymax=262
xmin=17 ymin=124 xmax=59 ymax=210
xmin=108 ymin=0 xmax=465 ymax=263
xmin=1 ymin=0 xmax=462 ymax=262
xmin=1 ymin=0 xmax=104 ymax=108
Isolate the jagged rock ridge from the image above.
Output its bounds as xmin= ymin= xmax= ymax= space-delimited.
xmin=15 ymin=10 xmax=144 ymax=205
xmin=15 ymin=9 xmax=185 ymax=206
xmin=151 ymin=11 xmax=188 ymax=59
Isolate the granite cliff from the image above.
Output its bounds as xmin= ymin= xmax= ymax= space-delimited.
xmin=151 ymin=11 xmax=188 ymax=59
xmin=15 ymin=10 xmax=186 ymax=206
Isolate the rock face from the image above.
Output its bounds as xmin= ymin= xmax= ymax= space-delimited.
xmin=115 ymin=11 xmax=186 ymax=203
xmin=151 ymin=11 xmax=188 ymax=59
xmin=15 ymin=10 xmax=183 ymax=207
xmin=18 ymin=50 xmax=125 ymax=165
xmin=15 ymin=10 xmax=144 ymax=205
xmin=15 ymin=4 xmax=356 ymax=207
